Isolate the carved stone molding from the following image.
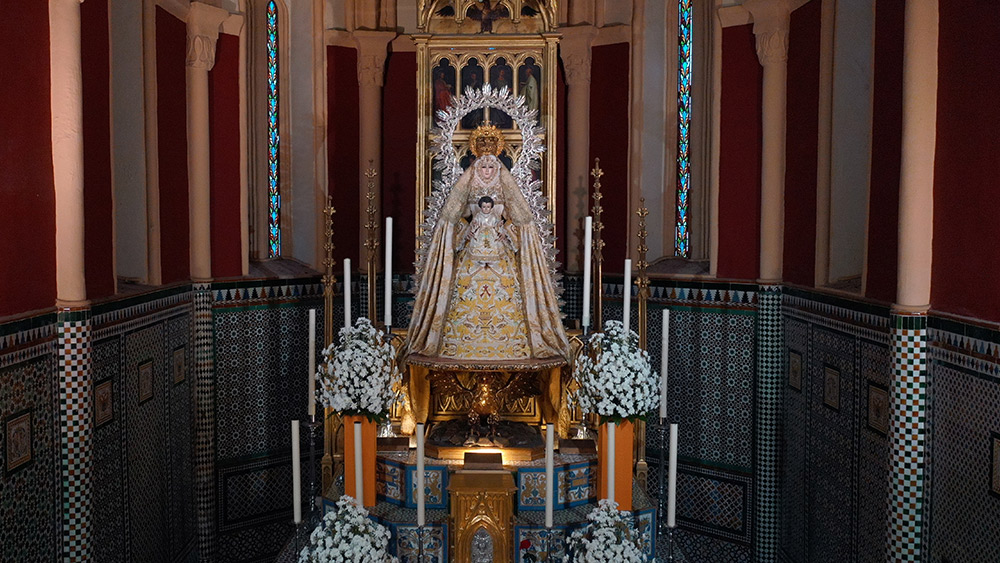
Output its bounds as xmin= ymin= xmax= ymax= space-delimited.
xmin=185 ymin=2 xmax=231 ymax=71
xmin=353 ymin=30 xmax=395 ymax=89
xmin=560 ymin=24 xmax=598 ymax=87
xmin=755 ymin=28 xmax=789 ymax=66
xmin=186 ymin=34 xmax=217 ymax=70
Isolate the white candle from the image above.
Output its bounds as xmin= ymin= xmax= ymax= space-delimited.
xmin=416 ymin=423 xmax=426 ymax=526
xmin=291 ymin=420 xmax=302 ymax=524
xmin=353 ymin=421 xmax=363 ymax=506
xmin=384 ymin=217 xmax=393 ymax=328
xmin=545 ymin=423 xmax=554 ymax=528
xmin=623 ymin=259 xmax=632 ymax=329
xmin=660 ymin=309 xmax=670 ymax=420
xmin=582 ymin=216 xmax=593 ymax=330
xmin=343 ymin=258 xmax=352 ymax=329
xmin=667 ymin=423 xmax=678 ymax=527
xmin=308 ymin=309 xmax=316 ymax=418
xmin=607 ymin=421 xmax=616 ymax=503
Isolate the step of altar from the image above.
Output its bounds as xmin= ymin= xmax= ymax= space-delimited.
xmin=375 ymin=450 xmax=599 ymax=512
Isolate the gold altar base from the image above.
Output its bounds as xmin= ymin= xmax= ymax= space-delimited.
xmin=425 ymin=443 xmax=544 ymax=462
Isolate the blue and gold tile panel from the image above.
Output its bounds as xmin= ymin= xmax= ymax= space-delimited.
xmin=390 ymin=522 xmax=448 ymax=563
xmin=406 ymin=465 xmax=448 ymax=509
xmin=377 ymin=457 xmax=406 ymax=505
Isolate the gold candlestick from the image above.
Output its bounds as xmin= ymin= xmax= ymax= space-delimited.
xmin=590 ymin=159 xmax=605 ymax=332
xmin=634 ymin=198 xmax=651 ymax=489
xmin=320 ymin=197 xmax=337 ymax=492
xmin=363 ymin=162 xmax=380 ymax=324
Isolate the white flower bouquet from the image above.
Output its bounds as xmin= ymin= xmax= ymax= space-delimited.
xmin=317 ymin=318 xmax=401 ymax=423
xmin=566 ymin=499 xmax=646 ymax=562
xmin=572 ymin=320 xmax=657 ymax=423
xmin=298 ymin=496 xmax=399 ymax=563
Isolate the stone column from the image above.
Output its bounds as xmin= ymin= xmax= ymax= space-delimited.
xmin=560 ymin=25 xmax=597 ymax=271
xmin=49 ymin=2 xmax=94 ymax=560
xmin=744 ymin=0 xmax=790 ymax=284
xmin=186 ymin=4 xmax=229 ymax=561
xmin=742 ymin=2 xmax=793 ymax=560
xmin=887 ymin=2 xmax=938 ymax=561
xmin=352 ymin=30 xmax=394 ymax=268
xmin=51 ymin=0 xmax=88 ymax=307
xmin=186 ymin=2 xmax=229 ymax=282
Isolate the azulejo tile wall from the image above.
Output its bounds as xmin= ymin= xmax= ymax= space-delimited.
xmin=628 ymin=279 xmax=758 ymax=563
xmin=0 ymin=314 xmax=59 ymax=562
xmin=780 ymin=288 xmax=894 ymax=562
xmin=212 ymin=277 xmax=325 ymax=563
xmin=926 ymin=318 xmax=1000 ymax=563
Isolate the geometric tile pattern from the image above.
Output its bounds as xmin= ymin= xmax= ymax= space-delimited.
xmin=780 ymin=290 xmax=893 ymax=562
xmin=91 ymin=336 xmax=126 ymax=563
xmin=0 ymin=340 xmax=59 ymax=562
xmin=675 ymin=465 xmax=752 ymax=544
xmin=57 ymin=309 xmax=93 ymax=562
xmin=392 ymin=522 xmax=448 ymax=562
xmin=754 ymin=285 xmax=782 ymax=562
xmin=194 ymin=283 xmax=217 ymax=561
xmin=672 ymin=527 xmax=751 ymax=562
xmin=218 ymin=459 xmax=295 ymax=529
xmin=926 ymin=356 xmax=1000 ymax=563
xmin=886 ymin=313 xmax=928 ymax=562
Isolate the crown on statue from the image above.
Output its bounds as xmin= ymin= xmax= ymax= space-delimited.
xmin=469 ymin=122 xmax=507 ymax=157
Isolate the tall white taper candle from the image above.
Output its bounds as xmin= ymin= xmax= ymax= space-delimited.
xmin=623 ymin=259 xmax=632 ymax=329
xmin=667 ymin=423 xmax=678 ymax=527
xmin=582 ymin=216 xmax=593 ymax=329
xmin=291 ymin=420 xmax=302 ymax=523
xmin=660 ymin=309 xmax=670 ymax=419
xmin=384 ymin=217 xmax=393 ymax=328
xmin=353 ymin=421 xmax=363 ymax=506
xmin=416 ymin=423 xmax=426 ymax=526
xmin=307 ymin=309 xmax=316 ymax=418
xmin=607 ymin=421 xmax=616 ymax=502
xmin=545 ymin=423 xmax=554 ymax=528
xmin=343 ymin=258 xmax=352 ymax=329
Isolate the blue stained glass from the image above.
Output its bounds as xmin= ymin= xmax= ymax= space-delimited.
xmin=676 ymin=0 xmax=692 ymax=257
xmin=266 ymin=0 xmax=281 ymax=257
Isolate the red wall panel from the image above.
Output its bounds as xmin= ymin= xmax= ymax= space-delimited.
xmin=0 ymin=2 xmax=56 ymax=317
xmin=209 ymin=33 xmax=243 ymax=278
xmin=327 ymin=46 xmax=361 ymax=268
xmin=156 ymin=7 xmax=189 ymax=283
xmin=589 ymin=43 xmax=630 ymax=273
xmin=865 ymin=0 xmax=904 ymax=304
xmin=783 ymin=0 xmax=821 ymax=287
xmin=82 ymin=0 xmax=115 ymax=299
xmin=382 ymin=51 xmax=417 ymax=272
xmin=932 ymin=1 xmax=1000 ymax=322
xmin=717 ymin=24 xmax=762 ymax=281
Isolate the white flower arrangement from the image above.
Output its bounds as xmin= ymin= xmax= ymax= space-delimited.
xmin=297 ymin=496 xmax=399 ymax=563
xmin=572 ymin=320 xmax=658 ymax=423
xmin=317 ymin=318 xmax=401 ymax=422
xmin=566 ymin=499 xmax=646 ymax=563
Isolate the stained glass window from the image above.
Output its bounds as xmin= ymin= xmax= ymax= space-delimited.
xmin=267 ymin=0 xmax=281 ymax=257
xmin=675 ymin=0 xmax=692 ymax=257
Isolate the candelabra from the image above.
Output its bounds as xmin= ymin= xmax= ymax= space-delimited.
xmin=320 ymin=197 xmax=337 ymax=493
xmin=634 ymin=199 xmax=650 ymax=490
xmin=590 ymin=159 xmax=605 ymax=332
xmin=363 ymin=162 xmax=380 ymax=324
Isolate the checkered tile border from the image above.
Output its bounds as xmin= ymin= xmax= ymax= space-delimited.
xmin=58 ymin=311 xmax=93 ymax=562
xmin=755 ymin=284 xmax=782 ymax=561
xmin=886 ymin=313 xmax=928 ymax=561
xmin=192 ymin=284 xmax=216 ymax=561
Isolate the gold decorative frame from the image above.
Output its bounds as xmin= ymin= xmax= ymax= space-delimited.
xmin=414 ymin=34 xmax=560 ymax=242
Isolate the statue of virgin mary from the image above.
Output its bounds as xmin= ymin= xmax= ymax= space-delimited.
xmin=406 ymin=124 xmax=569 ymax=361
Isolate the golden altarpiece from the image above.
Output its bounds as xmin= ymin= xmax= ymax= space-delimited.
xmin=319 ymin=2 xmax=656 ymax=560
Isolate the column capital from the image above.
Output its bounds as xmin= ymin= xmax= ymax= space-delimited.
xmin=560 ymin=25 xmax=599 ymax=86
xmin=742 ymin=0 xmax=803 ymax=66
xmin=186 ymin=2 xmax=230 ymax=71
xmin=353 ymin=30 xmax=395 ymax=88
